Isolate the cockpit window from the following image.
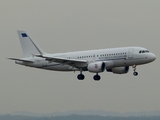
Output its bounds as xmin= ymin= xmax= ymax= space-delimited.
xmin=139 ymin=50 xmax=149 ymax=53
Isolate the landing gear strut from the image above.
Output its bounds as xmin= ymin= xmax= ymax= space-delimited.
xmin=93 ymin=73 xmax=101 ymax=81
xmin=132 ymin=65 xmax=138 ymax=76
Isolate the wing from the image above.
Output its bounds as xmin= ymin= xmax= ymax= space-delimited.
xmin=36 ymin=55 xmax=88 ymax=67
xmin=8 ymin=58 xmax=34 ymax=63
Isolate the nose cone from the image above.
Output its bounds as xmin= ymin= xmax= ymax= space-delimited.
xmin=149 ymin=53 xmax=156 ymax=62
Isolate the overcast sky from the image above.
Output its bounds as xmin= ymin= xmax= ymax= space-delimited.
xmin=0 ymin=0 xmax=160 ymax=115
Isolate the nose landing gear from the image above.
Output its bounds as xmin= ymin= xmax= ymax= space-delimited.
xmin=132 ymin=65 xmax=138 ymax=76
xmin=133 ymin=71 xmax=138 ymax=76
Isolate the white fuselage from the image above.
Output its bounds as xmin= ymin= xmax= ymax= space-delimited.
xmin=16 ymin=46 xmax=156 ymax=72
xmin=9 ymin=30 xmax=156 ymax=80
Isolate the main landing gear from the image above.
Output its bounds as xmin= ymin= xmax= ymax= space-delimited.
xmin=77 ymin=74 xmax=85 ymax=80
xmin=77 ymin=70 xmax=85 ymax=80
xmin=77 ymin=71 xmax=101 ymax=81
xmin=132 ymin=65 xmax=138 ymax=76
xmin=93 ymin=73 xmax=101 ymax=81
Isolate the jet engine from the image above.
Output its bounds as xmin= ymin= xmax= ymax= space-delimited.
xmin=88 ymin=61 xmax=105 ymax=73
xmin=107 ymin=66 xmax=129 ymax=74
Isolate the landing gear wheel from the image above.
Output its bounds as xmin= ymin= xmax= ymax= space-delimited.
xmin=77 ymin=74 xmax=85 ymax=80
xmin=93 ymin=74 xmax=101 ymax=81
xmin=132 ymin=65 xmax=138 ymax=76
xmin=133 ymin=72 xmax=138 ymax=76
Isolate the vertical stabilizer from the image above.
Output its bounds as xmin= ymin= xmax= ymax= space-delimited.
xmin=17 ymin=30 xmax=46 ymax=57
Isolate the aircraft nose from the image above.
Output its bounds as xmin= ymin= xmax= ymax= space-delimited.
xmin=150 ymin=53 xmax=156 ymax=61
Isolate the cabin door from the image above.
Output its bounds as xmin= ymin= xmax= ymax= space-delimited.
xmin=128 ymin=48 xmax=134 ymax=58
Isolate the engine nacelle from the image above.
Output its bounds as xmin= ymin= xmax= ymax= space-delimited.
xmin=107 ymin=66 xmax=129 ymax=74
xmin=88 ymin=61 xmax=105 ymax=73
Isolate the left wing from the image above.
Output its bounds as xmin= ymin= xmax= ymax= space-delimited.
xmin=36 ymin=55 xmax=88 ymax=68
xmin=8 ymin=58 xmax=34 ymax=63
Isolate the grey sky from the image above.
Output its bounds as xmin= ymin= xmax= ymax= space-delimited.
xmin=0 ymin=0 xmax=160 ymax=115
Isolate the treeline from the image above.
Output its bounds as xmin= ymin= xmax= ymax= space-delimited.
xmin=0 ymin=114 xmax=160 ymax=120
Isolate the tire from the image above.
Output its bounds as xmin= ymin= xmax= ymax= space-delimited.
xmin=133 ymin=72 xmax=138 ymax=76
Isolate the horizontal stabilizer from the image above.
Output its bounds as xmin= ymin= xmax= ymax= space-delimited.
xmin=8 ymin=58 xmax=34 ymax=63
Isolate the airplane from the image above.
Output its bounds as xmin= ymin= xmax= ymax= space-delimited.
xmin=8 ymin=30 xmax=156 ymax=81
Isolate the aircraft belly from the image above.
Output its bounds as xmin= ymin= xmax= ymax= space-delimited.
xmin=112 ymin=60 xmax=126 ymax=67
xmin=125 ymin=58 xmax=147 ymax=66
xmin=42 ymin=63 xmax=76 ymax=71
xmin=112 ymin=59 xmax=137 ymax=67
xmin=47 ymin=65 xmax=72 ymax=71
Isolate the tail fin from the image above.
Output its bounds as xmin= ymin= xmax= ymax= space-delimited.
xmin=17 ymin=30 xmax=46 ymax=58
